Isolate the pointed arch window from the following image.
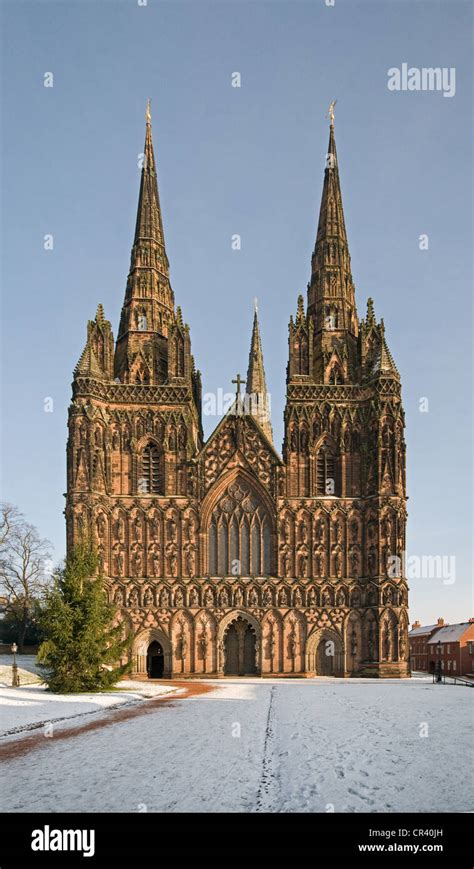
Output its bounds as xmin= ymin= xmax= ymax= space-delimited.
xmin=316 ymin=444 xmax=339 ymax=496
xmin=139 ymin=442 xmax=163 ymax=494
xmin=207 ymin=484 xmax=272 ymax=575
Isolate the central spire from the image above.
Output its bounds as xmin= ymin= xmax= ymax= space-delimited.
xmin=245 ymin=303 xmax=273 ymax=443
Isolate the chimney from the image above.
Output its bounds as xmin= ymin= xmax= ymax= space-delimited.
xmin=437 ymin=618 xmax=445 ymax=626
xmin=412 ymin=620 xmax=421 ymax=629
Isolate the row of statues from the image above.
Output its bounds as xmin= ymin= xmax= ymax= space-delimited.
xmin=114 ymin=583 xmax=404 ymax=609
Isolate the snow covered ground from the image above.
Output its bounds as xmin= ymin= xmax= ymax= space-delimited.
xmin=0 ymin=654 xmax=42 ymax=687
xmin=0 ymin=654 xmax=181 ymax=737
xmin=1 ymin=678 xmax=472 ymax=813
xmin=0 ymin=680 xmax=181 ymax=737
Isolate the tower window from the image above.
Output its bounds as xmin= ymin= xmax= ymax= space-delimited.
xmin=316 ymin=446 xmax=338 ymax=495
xmin=140 ymin=442 xmax=162 ymax=494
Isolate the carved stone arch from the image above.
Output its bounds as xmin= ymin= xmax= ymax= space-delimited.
xmin=277 ymin=583 xmax=291 ymax=607
xmin=188 ymin=585 xmax=201 ymax=608
xmin=306 ymin=625 xmax=344 ymax=676
xmin=382 ymin=582 xmax=397 ymax=606
xmin=397 ymin=609 xmax=409 ymax=664
xmin=335 ymin=585 xmax=348 ymax=607
xmin=127 ymin=583 xmax=141 ymax=607
xmin=283 ymin=609 xmax=306 ymax=673
xmin=313 ymin=431 xmax=338 ymax=455
xmin=173 ymin=584 xmax=186 ymax=607
xmin=142 ymin=585 xmax=155 ymax=607
xmin=157 ymin=584 xmax=171 ymax=607
xmin=350 ymin=585 xmax=362 ymax=607
xmin=202 ymin=584 xmax=215 ymax=607
xmin=217 ymin=609 xmax=262 ymax=676
xmin=171 ymin=609 xmax=194 ymax=674
xmin=292 ymin=584 xmax=305 ymax=607
xmin=217 ymin=583 xmax=232 ymax=608
xmin=261 ymin=609 xmax=283 ymax=673
xmin=132 ymin=626 xmax=172 ymax=678
xmin=380 ymin=607 xmax=399 ymax=662
xmin=247 ymin=584 xmax=260 ymax=607
xmin=321 ymin=584 xmax=334 ymax=607
xmin=218 ymin=608 xmax=262 ymax=640
xmin=202 ymin=469 xmax=276 ymax=576
xmin=112 ymin=583 xmax=126 ymax=606
xmin=363 ymin=608 xmax=379 ymax=662
xmin=345 ymin=610 xmax=363 ymax=673
xmin=232 ymin=584 xmax=245 ymax=607
xmin=261 ymin=584 xmax=275 ymax=607
xmin=194 ymin=609 xmax=217 ymax=674
xmin=279 ymin=507 xmax=295 ymax=577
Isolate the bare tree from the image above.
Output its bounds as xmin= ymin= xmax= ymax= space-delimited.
xmin=0 ymin=503 xmax=52 ymax=651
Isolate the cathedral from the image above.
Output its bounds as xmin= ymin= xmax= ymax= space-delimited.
xmin=66 ymin=103 xmax=410 ymax=679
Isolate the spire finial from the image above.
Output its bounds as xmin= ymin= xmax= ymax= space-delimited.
xmin=327 ymin=99 xmax=337 ymax=127
xmin=254 ymin=296 xmax=258 ymax=314
xmin=146 ymin=98 xmax=152 ymax=125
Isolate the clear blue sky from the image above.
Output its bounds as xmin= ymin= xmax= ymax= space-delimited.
xmin=1 ymin=0 xmax=472 ymax=624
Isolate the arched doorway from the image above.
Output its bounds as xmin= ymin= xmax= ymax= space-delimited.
xmin=307 ymin=629 xmax=344 ymax=676
xmin=147 ymin=641 xmax=164 ymax=678
xmin=224 ymin=617 xmax=257 ymax=675
xmin=316 ymin=638 xmax=339 ymax=675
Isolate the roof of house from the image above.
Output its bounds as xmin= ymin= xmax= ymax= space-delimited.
xmin=409 ymin=623 xmax=441 ymax=637
xmin=427 ymin=623 xmax=472 ymax=645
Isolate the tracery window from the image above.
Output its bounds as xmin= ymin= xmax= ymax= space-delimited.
xmin=208 ymin=481 xmax=272 ymax=575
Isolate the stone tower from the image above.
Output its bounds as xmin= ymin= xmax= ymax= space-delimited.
xmin=65 ymin=106 xmax=409 ymax=679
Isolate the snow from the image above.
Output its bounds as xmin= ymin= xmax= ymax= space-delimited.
xmin=0 ymin=654 xmax=181 ymax=737
xmin=1 ymin=677 xmax=472 ymax=813
xmin=0 ymin=654 xmax=42 ymax=687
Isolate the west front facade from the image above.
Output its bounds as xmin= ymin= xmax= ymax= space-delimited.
xmin=66 ymin=104 xmax=410 ymax=679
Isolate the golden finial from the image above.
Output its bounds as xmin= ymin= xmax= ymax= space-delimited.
xmin=254 ymin=296 xmax=259 ymax=314
xmin=146 ymin=98 xmax=152 ymax=124
xmin=327 ymin=99 xmax=337 ymax=126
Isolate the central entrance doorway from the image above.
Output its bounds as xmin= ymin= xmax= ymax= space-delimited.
xmin=224 ymin=618 xmax=257 ymax=675
xmin=147 ymin=640 xmax=164 ymax=678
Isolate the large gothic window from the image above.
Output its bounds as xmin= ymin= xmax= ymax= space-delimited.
xmin=139 ymin=442 xmax=163 ymax=494
xmin=208 ymin=481 xmax=272 ymax=576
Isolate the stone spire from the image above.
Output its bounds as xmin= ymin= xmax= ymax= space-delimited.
xmin=245 ymin=303 xmax=273 ymax=443
xmin=114 ymin=102 xmax=177 ymax=384
xmin=307 ymin=115 xmax=358 ymax=339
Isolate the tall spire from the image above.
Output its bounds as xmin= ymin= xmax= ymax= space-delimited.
xmin=132 ymin=99 xmax=167 ymax=254
xmin=114 ymin=102 xmax=176 ymax=383
xmin=307 ymin=110 xmax=358 ymax=338
xmin=245 ymin=302 xmax=273 ymax=443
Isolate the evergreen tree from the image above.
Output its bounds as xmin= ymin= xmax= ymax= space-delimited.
xmin=38 ymin=541 xmax=131 ymax=692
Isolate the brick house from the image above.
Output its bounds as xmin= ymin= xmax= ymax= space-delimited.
xmin=427 ymin=621 xmax=474 ymax=677
xmin=409 ymin=618 xmax=445 ymax=672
